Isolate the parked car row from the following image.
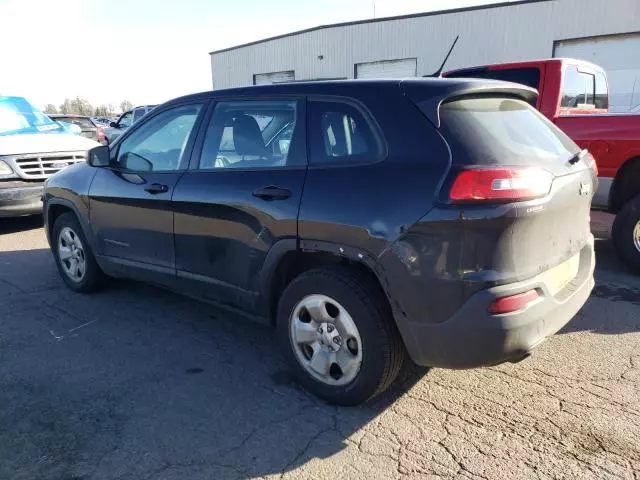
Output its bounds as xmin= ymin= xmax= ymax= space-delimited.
xmin=48 ymin=114 xmax=106 ymax=144
xmin=103 ymin=105 xmax=156 ymax=145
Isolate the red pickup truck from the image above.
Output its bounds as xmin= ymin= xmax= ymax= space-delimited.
xmin=445 ymin=58 xmax=640 ymax=272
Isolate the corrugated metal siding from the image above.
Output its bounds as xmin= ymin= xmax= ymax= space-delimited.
xmin=210 ymin=0 xmax=640 ymax=90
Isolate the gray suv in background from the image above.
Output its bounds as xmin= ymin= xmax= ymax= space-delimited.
xmin=103 ymin=105 xmax=156 ymax=144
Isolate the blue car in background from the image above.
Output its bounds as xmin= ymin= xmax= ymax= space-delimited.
xmin=0 ymin=96 xmax=99 ymax=217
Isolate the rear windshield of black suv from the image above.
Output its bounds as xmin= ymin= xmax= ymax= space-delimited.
xmin=438 ymin=97 xmax=580 ymax=167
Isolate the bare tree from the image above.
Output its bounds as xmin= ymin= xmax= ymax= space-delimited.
xmin=59 ymin=98 xmax=73 ymax=114
xmin=43 ymin=104 xmax=58 ymax=114
xmin=94 ymin=105 xmax=111 ymax=117
xmin=70 ymin=97 xmax=94 ymax=116
xmin=120 ymin=100 xmax=134 ymax=112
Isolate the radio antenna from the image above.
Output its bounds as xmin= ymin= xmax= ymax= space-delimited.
xmin=424 ymin=36 xmax=459 ymax=77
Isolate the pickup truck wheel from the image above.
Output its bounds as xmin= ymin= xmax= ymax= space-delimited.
xmin=277 ymin=266 xmax=406 ymax=405
xmin=612 ymin=194 xmax=640 ymax=273
xmin=52 ymin=213 xmax=106 ymax=292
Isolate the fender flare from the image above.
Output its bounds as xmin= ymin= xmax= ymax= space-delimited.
xmin=44 ymin=197 xmax=93 ymax=248
xmin=256 ymin=238 xmax=387 ymax=318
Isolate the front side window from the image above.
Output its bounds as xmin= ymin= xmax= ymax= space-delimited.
xmin=116 ymin=103 xmax=202 ymax=171
xmin=561 ymin=66 xmax=596 ymax=110
xmin=199 ymin=100 xmax=298 ymax=169
xmin=118 ymin=112 xmax=133 ymax=128
xmin=308 ymin=100 xmax=377 ymax=164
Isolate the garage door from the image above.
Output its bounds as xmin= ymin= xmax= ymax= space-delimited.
xmin=355 ymin=58 xmax=417 ymax=79
xmin=555 ymin=33 xmax=640 ymax=113
xmin=253 ymin=71 xmax=295 ymax=85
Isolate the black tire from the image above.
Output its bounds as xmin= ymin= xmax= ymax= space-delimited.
xmin=277 ymin=266 xmax=406 ymax=406
xmin=612 ymin=194 xmax=640 ymax=273
xmin=52 ymin=212 xmax=107 ymax=292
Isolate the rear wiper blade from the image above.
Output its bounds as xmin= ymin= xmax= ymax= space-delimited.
xmin=568 ymin=149 xmax=588 ymax=165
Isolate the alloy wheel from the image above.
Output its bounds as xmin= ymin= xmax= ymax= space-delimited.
xmin=58 ymin=226 xmax=87 ymax=282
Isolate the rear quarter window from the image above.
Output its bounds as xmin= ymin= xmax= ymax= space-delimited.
xmin=439 ymin=96 xmax=580 ymax=167
xmin=308 ymin=100 xmax=381 ymax=165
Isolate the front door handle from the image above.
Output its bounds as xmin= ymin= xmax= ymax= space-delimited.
xmin=144 ymin=183 xmax=169 ymax=194
xmin=252 ymin=186 xmax=292 ymax=201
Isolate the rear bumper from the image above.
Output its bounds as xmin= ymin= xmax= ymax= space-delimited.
xmin=397 ymin=236 xmax=595 ymax=368
xmin=0 ymin=182 xmax=44 ymax=218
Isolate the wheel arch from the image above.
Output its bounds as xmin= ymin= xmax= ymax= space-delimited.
xmin=609 ymin=157 xmax=640 ymax=213
xmin=45 ymin=198 xmax=92 ymax=247
xmin=259 ymin=240 xmax=388 ymax=326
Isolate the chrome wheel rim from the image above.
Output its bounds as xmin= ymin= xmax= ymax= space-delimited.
xmin=58 ymin=226 xmax=86 ymax=282
xmin=634 ymin=220 xmax=640 ymax=253
xmin=289 ymin=294 xmax=363 ymax=386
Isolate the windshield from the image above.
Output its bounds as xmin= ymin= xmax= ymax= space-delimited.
xmin=0 ymin=96 xmax=64 ymax=136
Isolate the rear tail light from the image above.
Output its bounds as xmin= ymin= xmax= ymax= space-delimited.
xmin=449 ymin=167 xmax=553 ymax=203
xmin=488 ymin=290 xmax=540 ymax=315
xmin=97 ymin=126 xmax=106 ymax=144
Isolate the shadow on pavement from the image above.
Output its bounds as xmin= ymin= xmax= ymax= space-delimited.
xmin=0 ymin=247 xmax=429 ymax=480
xmin=0 ymin=214 xmax=43 ymax=235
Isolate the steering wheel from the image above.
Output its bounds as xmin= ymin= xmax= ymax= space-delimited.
xmin=214 ymin=156 xmax=230 ymax=168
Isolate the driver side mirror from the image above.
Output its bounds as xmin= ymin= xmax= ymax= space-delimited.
xmin=88 ymin=145 xmax=111 ymax=167
xmin=109 ymin=121 xmax=118 ymax=128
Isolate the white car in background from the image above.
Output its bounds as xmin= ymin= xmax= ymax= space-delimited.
xmin=103 ymin=105 xmax=156 ymax=145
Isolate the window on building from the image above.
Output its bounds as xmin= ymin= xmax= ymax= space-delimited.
xmin=308 ymin=100 xmax=378 ymax=164
xmin=253 ymin=71 xmax=295 ymax=85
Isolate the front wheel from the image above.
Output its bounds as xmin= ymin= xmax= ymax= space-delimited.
xmin=277 ymin=266 xmax=406 ymax=405
xmin=612 ymin=194 xmax=640 ymax=273
xmin=52 ymin=212 xmax=106 ymax=292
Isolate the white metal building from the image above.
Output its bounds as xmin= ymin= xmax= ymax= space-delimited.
xmin=210 ymin=0 xmax=640 ymax=112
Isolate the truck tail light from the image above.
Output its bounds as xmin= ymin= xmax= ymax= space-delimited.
xmin=449 ymin=167 xmax=553 ymax=203
xmin=488 ymin=290 xmax=540 ymax=315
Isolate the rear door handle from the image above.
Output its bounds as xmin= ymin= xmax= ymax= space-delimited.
xmin=144 ymin=183 xmax=169 ymax=194
xmin=252 ymin=186 xmax=292 ymax=201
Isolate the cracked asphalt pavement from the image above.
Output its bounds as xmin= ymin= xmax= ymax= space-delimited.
xmin=1 ymin=212 xmax=639 ymax=480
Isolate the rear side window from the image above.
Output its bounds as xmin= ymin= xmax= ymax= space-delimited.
xmin=308 ymin=100 xmax=378 ymax=164
xmin=439 ymin=97 xmax=580 ymax=167
xmin=560 ymin=66 xmax=604 ymax=110
xmin=63 ymin=117 xmax=94 ymax=129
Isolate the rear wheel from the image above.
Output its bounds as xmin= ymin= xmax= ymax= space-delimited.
xmin=277 ymin=266 xmax=406 ymax=405
xmin=612 ymin=194 xmax=640 ymax=273
xmin=52 ymin=213 xmax=106 ymax=292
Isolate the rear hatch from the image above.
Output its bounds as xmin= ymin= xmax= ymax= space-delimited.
xmin=410 ymin=88 xmax=596 ymax=284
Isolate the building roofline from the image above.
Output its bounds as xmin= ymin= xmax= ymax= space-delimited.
xmin=209 ymin=0 xmax=553 ymax=55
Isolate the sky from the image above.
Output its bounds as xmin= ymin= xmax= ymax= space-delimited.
xmin=0 ymin=0 xmax=505 ymax=110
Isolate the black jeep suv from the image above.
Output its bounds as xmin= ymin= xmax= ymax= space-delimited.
xmin=44 ymin=79 xmax=596 ymax=405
